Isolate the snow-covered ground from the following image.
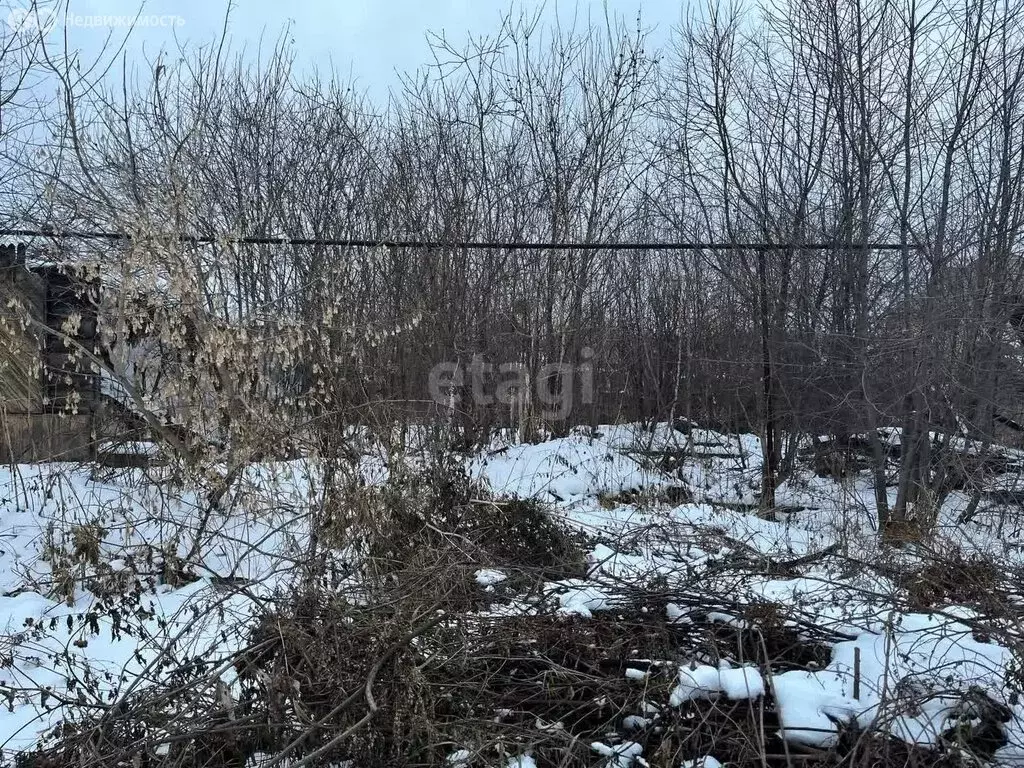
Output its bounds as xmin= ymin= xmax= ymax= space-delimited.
xmin=1 ymin=422 xmax=1023 ymax=766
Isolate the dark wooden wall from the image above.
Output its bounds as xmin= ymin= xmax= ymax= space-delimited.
xmin=1 ymin=245 xmax=102 ymax=462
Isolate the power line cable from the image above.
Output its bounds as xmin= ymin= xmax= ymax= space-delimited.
xmin=0 ymin=228 xmax=916 ymax=251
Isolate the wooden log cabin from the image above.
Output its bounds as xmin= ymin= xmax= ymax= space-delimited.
xmin=1 ymin=239 xmax=103 ymax=462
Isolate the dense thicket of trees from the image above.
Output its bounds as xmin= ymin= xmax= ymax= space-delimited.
xmin=6 ymin=0 xmax=1024 ymax=529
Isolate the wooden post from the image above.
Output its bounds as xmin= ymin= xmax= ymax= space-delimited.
xmin=853 ymin=646 xmax=861 ymax=700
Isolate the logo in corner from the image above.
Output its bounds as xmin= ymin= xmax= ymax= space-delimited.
xmin=6 ymin=6 xmax=59 ymax=34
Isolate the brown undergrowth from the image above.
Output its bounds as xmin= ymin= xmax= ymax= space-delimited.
xmin=17 ymin=577 xmax=1013 ymax=768
xmin=12 ymin=460 xmax=1022 ymax=768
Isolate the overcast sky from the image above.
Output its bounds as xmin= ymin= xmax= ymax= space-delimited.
xmin=24 ymin=0 xmax=685 ymax=101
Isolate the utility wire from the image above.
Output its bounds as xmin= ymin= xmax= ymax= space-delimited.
xmin=0 ymin=227 xmax=915 ymax=251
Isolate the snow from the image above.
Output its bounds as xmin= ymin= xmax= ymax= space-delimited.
xmin=470 ymin=434 xmax=674 ymax=502
xmin=0 ymin=461 xmax=314 ymax=752
xmin=622 ymin=714 xmax=652 ymax=730
xmin=669 ymin=663 xmax=764 ymax=705
xmin=593 ymin=422 xmax=689 ymax=452
xmin=1 ymin=421 xmax=1023 ymax=763
xmin=471 ymin=426 xmax=1022 ymax=759
xmin=472 ymin=426 xmax=1023 ymax=762
xmin=718 ymin=665 xmax=767 ymax=700
xmin=590 ymin=740 xmax=644 ymax=767
xmin=552 ymin=579 xmax=618 ymax=618
xmin=666 ymin=603 xmax=691 ymax=623
xmin=1000 ymin=712 xmax=1024 ymax=765
xmin=775 ymin=614 xmax=1015 ymax=748
xmin=669 ymin=664 xmax=725 ymax=705
xmin=680 ymin=758 xmax=723 ymax=768
xmin=475 ymin=568 xmax=508 ymax=586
